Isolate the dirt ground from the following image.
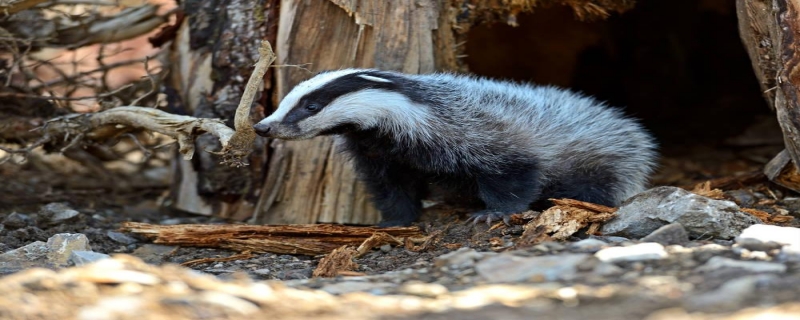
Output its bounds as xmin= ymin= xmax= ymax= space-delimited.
xmin=2 ymin=134 xmax=800 ymax=319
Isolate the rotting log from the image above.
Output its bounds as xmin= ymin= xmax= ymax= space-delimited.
xmin=120 ymin=222 xmax=422 ymax=255
xmin=737 ymin=0 xmax=800 ymax=192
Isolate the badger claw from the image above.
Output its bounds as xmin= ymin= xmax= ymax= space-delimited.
xmin=467 ymin=210 xmax=513 ymax=226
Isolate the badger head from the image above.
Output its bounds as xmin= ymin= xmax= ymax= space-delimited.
xmin=254 ymin=69 xmax=428 ymax=140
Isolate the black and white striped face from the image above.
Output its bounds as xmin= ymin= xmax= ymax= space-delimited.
xmin=254 ymin=69 xmax=429 ymax=140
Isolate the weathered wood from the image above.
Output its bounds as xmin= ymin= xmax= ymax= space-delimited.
xmin=256 ymin=0 xmax=454 ymax=225
xmin=120 ymin=222 xmax=423 ymax=255
xmin=737 ymin=0 xmax=800 ymax=192
xmin=167 ymin=0 xmax=278 ymax=220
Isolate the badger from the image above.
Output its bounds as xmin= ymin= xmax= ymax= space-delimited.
xmin=254 ymin=69 xmax=658 ymax=227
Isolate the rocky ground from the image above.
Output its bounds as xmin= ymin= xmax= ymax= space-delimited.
xmin=2 ymin=141 xmax=800 ymax=319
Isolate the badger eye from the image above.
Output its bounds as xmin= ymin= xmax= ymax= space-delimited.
xmin=306 ymin=104 xmax=321 ymax=112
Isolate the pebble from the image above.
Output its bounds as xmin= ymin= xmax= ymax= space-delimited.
xmin=0 ymin=241 xmax=48 ymax=274
xmin=131 ymin=244 xmax=178 ymax=264
xmin=601 ymin=186 xmax=760 ymax=239
xmin=475 ymin=253 xmax=589 ymax=283
xmin=593 ymin=262 xmax=625 ymax=276
xmin=595 ymin=243 xmax=668 ymax=263
xmin=252 ymin=268 xmax=271 ymax=276
xmin=45 ymin=233 xmax=92 ymax=266
xmin=2 ymin=212 xmax=32 ymax=229
xmin=696 ymin=256 xmax=786 ymax=274
xmin=380 ymin=244 xmax=392 ymax=253
xmin=569 ymin=238 xmax=608 ymax=253
xmin=70 ymin=251 xmax=111 ymax=266
xmin=737 ymin=224 xmax=800 ymax=254
xmin=40 ymin=202 xmax=80 ymax=224
xmin=319 ymin=281 xmax=394 ymax=295
xmin=640 ymin=223 xmax=689 ymax=245
xmin=107 ymin=231 xmax=138 ymax=245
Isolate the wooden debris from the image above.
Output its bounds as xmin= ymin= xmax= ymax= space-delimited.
xmin=741 ymin=208 xmax=796 ymax=225
xmin=679 ymin=170 xmax=766 ymax=191
xmin=765 ymin=149 xmax=800 ymax=193
xmin=355 ymin=233 xmax=403 ymax=258
xmin=120 ymin=222 xmax=422 ymax=256
xmin=515 ymin=201 xmax=617 ymax=248
xmin=405 ymin=230 xmax=444 ymax=252
xmin=690 ymin=181 xmax=726 ymax=199
xmin=312 ymin=245 xmax=359 ymax=278
xmin=181 ymin=251 xmax=254 ymax=267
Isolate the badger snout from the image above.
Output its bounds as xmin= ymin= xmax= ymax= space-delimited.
xmin=253 ymin=122 xmax=274 ymax=137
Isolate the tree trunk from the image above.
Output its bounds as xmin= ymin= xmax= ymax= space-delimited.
xmin=251 ymin=0 xmax=460 ymax=224
xmin=737 ymin=0 xmax=800 ymax=191
xmin=166 ymin=0 xmax=278 ymax=220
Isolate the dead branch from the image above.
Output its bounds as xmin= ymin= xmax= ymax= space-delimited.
xmin=220 ymin=40 xmax=276 ymax=167
xmin=119 ymin=222 xmax=423 ymax=256
xmin=312 ymin=245 xmax=359 ymax=278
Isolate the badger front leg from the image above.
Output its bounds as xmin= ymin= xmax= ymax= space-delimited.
xmin=469 ymin=167 xmax=542 ymax=225
xmin=353 ymin=159 xmax=426 ymax=227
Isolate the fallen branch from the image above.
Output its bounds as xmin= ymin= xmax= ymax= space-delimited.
xmin=120 ymin=222 xmax=423 ymax=256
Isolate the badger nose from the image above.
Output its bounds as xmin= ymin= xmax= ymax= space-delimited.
xmin=253 ymin=122 xmax=272 ymax=137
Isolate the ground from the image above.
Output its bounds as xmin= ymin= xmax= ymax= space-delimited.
xmin=1 ymin=136 xmax=800 ymax=319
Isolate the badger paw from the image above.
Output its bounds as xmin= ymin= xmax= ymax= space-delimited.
xmin=377 ymin=219 xmax=414 ymax=228
xmin=466 ymin=210 xmax=514 ymax=226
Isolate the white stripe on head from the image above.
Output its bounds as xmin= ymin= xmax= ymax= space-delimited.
xmin=260 ymin=69 xmax=368 ymax=124
xmin=298 ymin=89 xmax=433 ymax=142
xmin=356 ymin=75 xmax=393 ymax=83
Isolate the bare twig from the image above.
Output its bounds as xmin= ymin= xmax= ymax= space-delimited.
xmin=220 ymin=40 xmax=277 ymax=167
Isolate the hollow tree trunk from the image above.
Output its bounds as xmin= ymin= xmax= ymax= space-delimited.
xmin=251 ymin=0 xmax=460 ymax=224
xmin=165 ymin=0 xmax=278 ymax=220
xmin=737 ymin=0 xmax=800 ymax=191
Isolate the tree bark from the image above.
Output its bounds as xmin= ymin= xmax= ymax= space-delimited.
xmin=252 ymin=0 xmax=459 ymax=224
xmin=737 ymin=0 xmax=800 ymax=190
xmin=166 ymin=0 xmax=278 ymax=220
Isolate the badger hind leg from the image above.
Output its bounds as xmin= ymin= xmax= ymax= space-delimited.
xmin=468 ymin=166 xmax=542 ymax=225
xmin=547 ymin=165 xmax=621 ymax=207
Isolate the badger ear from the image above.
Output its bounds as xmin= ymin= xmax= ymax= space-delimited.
xmin=357 ymin=74 xmax=393 ymax=83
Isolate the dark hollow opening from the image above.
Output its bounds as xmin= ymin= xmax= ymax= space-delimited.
xmin=464 ymin=0 xmax=778 ymax=166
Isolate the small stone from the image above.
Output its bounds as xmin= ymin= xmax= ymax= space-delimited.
xmin=475 ymin=253 xmax=589 ymax=283
xmin=602 ymin=186 xmax=760 ymax=239
xmin=0 ymin=241 xmax=48 ymax=274
xmin=735 ymin=237 xmax=784 ymax=252
xmin=45 ymin=233 xmax=91 ymax=267
xmin=398 ymin=282 xmax=449 ymax=298
xmin=40 ymin=202 xmax=80 ymax=224
xmin=595 ymin=243 xmax=668 ymax=263
xmin=380 ymin=244 xmax=392 ymax=253
xmin=252 ymin=268 xmax=271 ymax=276
xmin=131 ymin=244 xmax=178 ymax=264
xmin=696 ymin=256 xmax=786 ymax=273
xmin=641 ymin=223 xmax=690 ymax=245
xmin=434 ymin=248 xmax=488 ymax=269
xmin=320 ymin=281 xmax=394 ymax=295
xmin=569 ymin=238 xmax=608 ymax=253
xmin=106 ymin=231 xmax=138 ymax=245
xmin=724 ymin=190 xmax=757 ymax=207
xmin=2 ymin=212 xmax=32 ymax=229
xmin=70 ymin=251 xmax=111 ymax=266
xmin=737 ymin=224 xmax=800 ymax=253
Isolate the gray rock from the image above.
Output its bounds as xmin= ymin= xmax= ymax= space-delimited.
xmin=569 ymin=238 xmax=608 ymax=253
xmin=696 ymin=256 xmax=786 ymax=273
xmin=380 ymin=244 xmax=392 ymax=253
xmin=131 ymin=244 xmax=178 ymax=264
xmin=601 ymin=186 xmax=760 ymax=239
xmin=2 ymin=212 xmax=32 ymax=229
xmin=107 ymin=231 xmax=138 ymax=245
xmin=595 ymin=243 xmax=668 ymax=263
xmin=40 ymin=202 xmax=80 ymax=224
xmin=475 ymin=253 xmax=589 ymax=283
xmin=737 ymin=224 xmax=800 ymax=254
xmin=252 ymin=268 xmax=271 ymax=276
xmin=45 ymin=233 xmax=91 ymax=266
xmin=70 ymin=250 xmax=111 ymax=266
xmin=724 ymin=189 xmax=757 ymax=207
xmin=641 ymin=223 xmax=690 ymax=245
xmin=434 ymin=248 xmax=488 ymax=269
xmin=0 ymin=241 xmax=48 ymax=274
